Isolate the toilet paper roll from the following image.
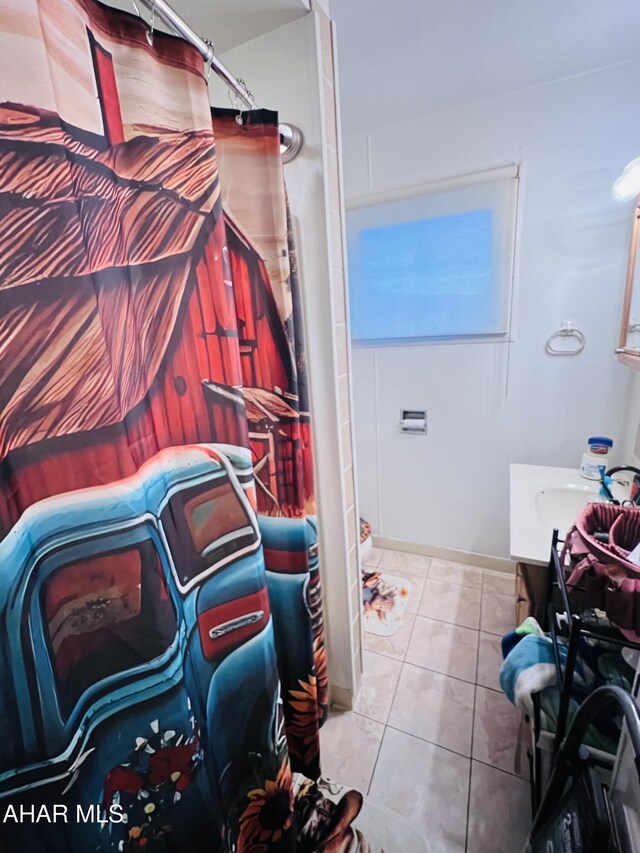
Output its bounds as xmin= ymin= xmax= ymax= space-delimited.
xmin=401 ymin=418 xmax=425 ymax=432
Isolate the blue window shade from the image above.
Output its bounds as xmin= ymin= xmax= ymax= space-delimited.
xmin=347 ymin=173 xmax=517 ymax=343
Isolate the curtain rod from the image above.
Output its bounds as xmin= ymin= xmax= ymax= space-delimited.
xmin=132 ymin=0 xmax=304 ymax=162
xmin=134 ymin=0 xmax=256 ymax=109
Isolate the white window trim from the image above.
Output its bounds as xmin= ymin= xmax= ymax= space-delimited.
xmin=346 ymin=163 xmax=520 ymax=211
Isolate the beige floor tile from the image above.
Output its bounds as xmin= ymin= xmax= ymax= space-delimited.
xmin=389 ymin=663 xmax=475 ymax=756
xmin=483 ymin=570 xmax=515 ymax=597
xmin=378 ymin=549 xmax=431 ymax=577
xmin=320 ymin=710 xmax=384 ymax=792
xmin=476 ymin=632 xmax=504 ymax=692
xmin=418 ymin=579 xmax=481 ymax=629
xmin=387 ymin=569 xmax=425 ymax=614
xmin=472 ymin=685 xmax=526 ymax=778
xmin=480 ymin=590 xmax=515 ymax=636
xmin=363 ymin=612 xmax=416 ymax=661
xmin=369 ymin=727 xmax=469 ymax=852
xmin=428 ymin=559 xmax=483 ymax=588
xmin=355 ymin=798 xmax=429 ymax=852
xmin=353 ymin=651 xmax=403 ymax=723
xmin=467 ymin=761 xmax=531 ymax=853
xmin=406 ymin=615 xmax=478 ymax=683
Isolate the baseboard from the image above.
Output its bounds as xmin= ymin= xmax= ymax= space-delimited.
xmin=329 ymin=684 xmax=354 ymax=711
xmin=372 ymin=536 xmax=515 ymax=575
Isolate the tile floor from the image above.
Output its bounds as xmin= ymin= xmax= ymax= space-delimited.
xmin=321 ymin=548 xmax=532 ymax=852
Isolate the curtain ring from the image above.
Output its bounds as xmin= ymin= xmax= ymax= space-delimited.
xmin=203 ymin=38 xmax=214 ymax=83
xmin=238 ymin=86 xmax=255 ymax=124
xmin=146 ymin=0 xmax=156 ymax=46
xmin=230 ymin=82 xmax=247 ymax=126
xmin=131 ymin=0 xmax=155 ymax=43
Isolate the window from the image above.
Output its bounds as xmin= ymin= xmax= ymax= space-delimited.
xmin=161 ymin=475 xmax=256 ymax=589
xmin=42 ymin=541 xmax=177 ymax=719
xmin=346 ymin=167 xmax=519 ymax=343
xmin=184 ymin=481 xmax=250 ymax=555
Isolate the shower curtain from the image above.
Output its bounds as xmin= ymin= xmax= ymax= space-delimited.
xmin=212 ymin=109 xmax=328 ymax=779
xmin=0 ymin=2 xmax=338 ymax=851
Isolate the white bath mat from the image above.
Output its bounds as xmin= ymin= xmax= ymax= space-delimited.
xmin=362 ymin=570 xmax=412 ymax=636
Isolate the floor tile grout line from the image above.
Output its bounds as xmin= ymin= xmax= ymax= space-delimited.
xmin=366 ymin=639 xmax=407 ymax=796
xmin=465 ymin=624 xmax=483 ymax=853
xmin=365 ymin=731 xmax=384 ymax=798
xmin=403 ymin=649 xmax=479 ymax=687
xmin=382 ymin=569 xmax=430 ymax=581
xmin=412 ymin=612 xmax=480 ymax=636
xmin=368 ymin=608 xmax=445 ymax=791
xmin=358 ymin=649 xmax=403 ymax=725
xmin=365 ymin=726 xmax=389 ymax=795
xmin=360 ymin=603 xmax=410 ymax=799
xmin=402 ymin=610 xmax=420 ymax=664
xmin=465 ymin=724 xmax=475 ymax=852
xmin=362 ymin=645 xmax=404 ymax=664
xmin=377 ymin=552 xmax=491 ymax=578
xmin=411 ymin=611 xmax=481 ymax=632
xmin=477 ymin=682 xmax=504 ymax=695
xmin=338 ymin=709 xmax=385 ymax=797
xmin=471 ymin=755 xmax=529 ymax=782
xmin=383 ymin=721 xmax=474 ymax=762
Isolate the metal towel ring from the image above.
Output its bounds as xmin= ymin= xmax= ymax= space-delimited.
xmin=544 ymin=322 xmax=585 ymax=356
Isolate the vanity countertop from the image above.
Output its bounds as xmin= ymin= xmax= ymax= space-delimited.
xmin=509 ymin=463 xmax=605 ymax=566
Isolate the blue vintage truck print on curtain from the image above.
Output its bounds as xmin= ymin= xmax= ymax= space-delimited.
xmin=0 ymin=445 xmax=285 ymax=850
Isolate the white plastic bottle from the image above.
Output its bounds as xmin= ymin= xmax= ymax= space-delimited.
xmin=579 ymin=436 xmax=613 ymax=480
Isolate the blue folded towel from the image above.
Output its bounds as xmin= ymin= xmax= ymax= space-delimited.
xmin=499 ymin=633 xmax=557 ymax=717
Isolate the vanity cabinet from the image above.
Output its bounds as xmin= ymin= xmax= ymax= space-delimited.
xmin=515 ymin=562 xmax=549 ymax=624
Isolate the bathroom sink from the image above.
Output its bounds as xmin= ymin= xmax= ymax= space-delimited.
xmin=532 ymin=483 xmax=602 ymax=533
xmin=510 ymin=464 xmax=606 ymax=565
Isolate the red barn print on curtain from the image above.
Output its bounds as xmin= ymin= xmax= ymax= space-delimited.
xmin=0 ymin=1 xmax=344 ymax=851
xmin=213 ymin=109 xmax=328 ymax=779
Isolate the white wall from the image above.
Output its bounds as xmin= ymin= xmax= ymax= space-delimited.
xmin=345 ymin=60 xmax=640 ymax=561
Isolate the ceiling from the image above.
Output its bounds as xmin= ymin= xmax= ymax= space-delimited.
xmin=331 ymin=0 xmax=640 ymax=136
xmin=105 ymin=0 xmax=309 ymax=53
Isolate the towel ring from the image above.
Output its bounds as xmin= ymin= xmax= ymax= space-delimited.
xmin=545 ymin=322 xmax=585 ymax=356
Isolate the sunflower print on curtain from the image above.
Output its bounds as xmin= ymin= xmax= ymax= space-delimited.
xmin=0 ymin=1 xmax=338 ymax=851
xmin=213 ymin=108 xmax=328 ymax=779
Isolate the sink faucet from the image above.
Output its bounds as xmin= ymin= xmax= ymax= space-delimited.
xmin=601 ymin=465 xmax=640 ymax=505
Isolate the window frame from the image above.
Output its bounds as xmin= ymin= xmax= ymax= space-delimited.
xmin=346 ymin=164 xmax=520 ymax=347
xmin=40 ymin=536 xmax=179 ymax=722
xmin=158 ymin=466 xmax=260 ymax=596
